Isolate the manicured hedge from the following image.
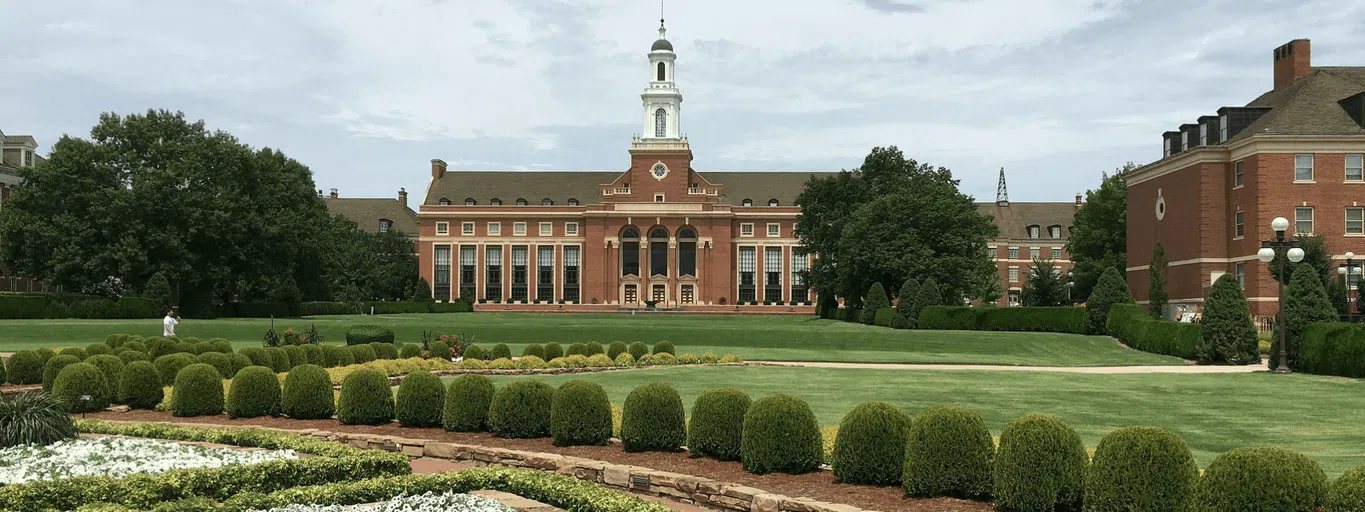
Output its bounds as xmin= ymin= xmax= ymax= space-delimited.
xmin=522 ymin=344 xmax=546 ymax=359
xmin=348 ymin=344 xmax=377 ymax=364
xmin=398 ymin=343 xmax=422 ymax=359
xmin=620 ymin=383 xmax=686 ymax=452
xmin=265 ymin=347 xmax=292 ymax=372
xmin=873 ymin=307 xmax=896 ymax=327
xmin=300 ymin=301 xmax=357 ymax=316
xmin=917 ymin=306 xmax=1085 ymax=333
xmin=1106 ymin=303 xmax=1200 ymax=359
xmin=1328 ymin=465 xmax=1365 ymax=512
xmin=5 ymin=350 xmax=42 ymax=385
xmin=171 ymin=363 xmax=225 ymax=417
xmin=41 ymin=354 xmax=81 ymax=392
xmin=83 ymin=354 xmax=124 ymax=396
xmin=740 ymin=394 xmax=823 ymax=474
xmin=395 ymin=370 xmax=445 ymax=428
xmin=369 ymin=342 xmax=399 ymax=360
xmin=282 ymin=364 xmax=336 ymax=420
xmin=490 ymin=343 xmax=512 ymax=360
xmin=195 ymin=351 xmax=234 ymax=379
xmin=1083 ymin=426 xmax=1199 ymax=512
xmin=337 ymin=369 xmax=395 ymax=426
xmin=52 ymin=363 xmax=111 ymax=413
xmin=544 ymin=343 xmax=564 ymax=361
xmin=1198 ymin=446 xmax=1326 ymax=512
xmin=992 ymin=413 xmax=1087 ymax=512
xmin=687 ymin=388 xmax=751 ymax=462
xmin=607 ymin=341 xmax=628 ymax=360
xmin=227 ymin=366 xmax=282 ymax=418
xmin=117 ymin=361 xmax=164 ymax=409
xmin=0 ymin=293 xmax=162 ymax=319
xmin=1299 ymin=322 xmax=1365 ymax=378
xmin=488 ymin=380 xmax=555 ymax=438
xmin=550 ymin=380 xmax=613 ymax=446
xmin=832 ymin=401 xmax=911 ymax=485
xmin=444 ymin=374 xmax=496 ymax=432
xmin=903 ymin=405 xmax=995 ymax=499
xmin=345 ymin=325 xmax=395 ymax=345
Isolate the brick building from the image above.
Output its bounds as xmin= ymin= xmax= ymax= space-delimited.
xmin=0 ymin=129 xmax=53 ymax=293
xmin=1126 ymin=39 xmax=1365 ymax=317
xmin=322 ymin=187 xmax=419 ymax=240
xmin=981 ymin=168 xmax=1081 ymax=306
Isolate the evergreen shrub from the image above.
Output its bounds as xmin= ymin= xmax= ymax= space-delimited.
xmin=228 ymin=353 xmax=253 ymax=378
xmin=893 ymin=278 xmax=921 ymax=329
xmin=347 ymin=344 xmax=377 ymax=364
xmin=398 ymin=344 xmax=422 ymax=359
xmin=1327 ymin=465 xmax=1365 ymax=512
xmin=490 ymin=343 xmax=512 ymax=360
xmin=281 ymin=364 xmax=335 ymax=420
xmin=226 ymin=366 xmax=282 ymax=418
xmin=85 ymin=344 xmax=112 ymax=357
xmin=521 ymin=344 xmax=545 ymax=359
xmin=566 ymin=343 xmax=586 ymax=356
xmin=606 ymin=341 xmax=627 ymax=360
xmin=265 ymin=347 xmax=291 ymax=372
xmin=429 ymin=341 xmax=453 ymax=360
xmin=1085 ymin=267 xmax=1135 ymax=335
xmin=583 ymin=342 xmax=604 ymax=356
xmin=83 ymin=354 xmax=125 ymax=397
xmin=1198 ymin=274 xmax=1260 ymax=364
xmin=832 ymin=402 xmax=911 ymax=485
xmin=345 ymin=325 xmax=394 ymax=345
xmin=462 ymin=344 xmax=485 ymax=361
xmin=443 ymin=374 xmax=495 ymax=432
xmin=52 ymin=363 xmax=110 ymax=413
xmin=195 ymin=352 xmax=234 ymax=379
xmin=652 ymin=341 xmax=675 ymax=355
xmin=170 ymin=363 xmax=225 ymax=417
xmin=5 ymin=351 xmax=42 ymax=385
xmin=903 ymin=405 xmax=995 ymax=499
xmin=740 ymin=393 xmax=823 ymax=474
xmin=992 ymin=413 xmax=1087 ymax=512
xmin=42 ymin=355 xmax=82 ymax=392
xmin=117 ymin=350 xmax=150 ymax=365
xmin=860 ymin=282 xmax=890 ymax=324
xmin=300 ymin=344 xmax=325 ymax=366
xmin=620 ymin=383 xmax=686 ymax=452
xmin=1083 ymin=426 xmax=1199 ymax=512
xmin=543 ymin=342 xmax=564 ymax=361
xmin=550 ymin=380 xmax=612 ymax=446
xmin=117 ymin=361 xmax=163 ymax=409
xmin=336 ymin=369 xmax=395 ymax=425
xmin=488 ymin=380 xmax=555 ymax=438
xmin=627 ymin=342 xmax=649 ymax=360
xmin=687 ymin=388 xmax=751 ymax=461
xmin=239 ymin=347 xmax=271 ymax=367
xmin=1272 ymin=263 xmax=1339 ymax=370
xmin=395 ymin=370 xmax=445 ymax=428
xmin=1198 ymin=446 xmax=1326 ymax=512
xmin=282 ymin=345 xmax=307 ymax=368
xmin=369 ymin=342 xmax=398 ymax=360
xmin=57 ymin=347 xmax=88 ymax=361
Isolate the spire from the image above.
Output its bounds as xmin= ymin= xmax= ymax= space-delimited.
xmin=995 ymin=167 xmax=1010 ymax=207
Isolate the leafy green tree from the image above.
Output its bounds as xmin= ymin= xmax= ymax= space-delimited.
xmin=795 ymin=171 xmax=869 ymax=306
xmin=319 ymin=215 xmax=420 ymax=302
xmin=1328 ymin=275 xmax=1350 ymax=317
xmin=1021 ymin=260 xmax=1066 ymax=307
xmin=1270 ymin=264 xmax=1338 ymax=370
xmin=860 ymin=282 xmax=890 ymax=325
xmin=1267 ymin=235 xmax=1332 ymax=288
xmin=1085 ymin=267 xmax=1134 ymax=335
xmin=409 ymin=277 xmax=434 ymax=303
xmin=1198 ymin=274 xmax=1258 ymax=365
xmin=915 ymin=277 xmax=942 ymax=317
xmin=143 ymin=272 xmax=173 ymax=312
xmin=892 ymin=278 xmax=920 ymax=329
xmin=1065 ymin=164 xmax=1131 ymax=303
xmin=1148 ymin=243 xmax=1169 ymax=319
xmin=972 ymin=269 xmax=1004 ymax=306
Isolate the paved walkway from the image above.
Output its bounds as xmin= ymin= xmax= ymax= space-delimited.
xmin=748 ymin=360 xmax=1267 ymax=374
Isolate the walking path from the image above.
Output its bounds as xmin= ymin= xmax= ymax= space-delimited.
xmin=748 ymin=360 xmax=1267 ymax=374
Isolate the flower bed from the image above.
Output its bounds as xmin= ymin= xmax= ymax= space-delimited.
xmin=250 ymin=492 xmax=510 ymax=512
xmin=0 ymin=437 xmax=298 ymax=484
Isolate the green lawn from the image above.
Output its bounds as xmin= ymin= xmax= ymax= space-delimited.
xmin=0 ymin=314 xmax=1180 ymax=366
xmin=464 ymin=366 xmax=1365 ymax=476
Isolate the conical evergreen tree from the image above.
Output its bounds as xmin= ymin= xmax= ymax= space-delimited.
xmin=1198 ymin=274 xmax=1258 ymax=365
xmin=1085 ymin=267 xmax=1134 ymax=335
xmin=1148 ymin=244 xmax=1169 ymax=319
xmin=1270 ymin=263 xmax=1338 ymax=370
xmin=914 ymin=277 xmax=941 ymax=326
xmin=892 ymin=279 xmax=921 ymax=329
xmin=860 ymin=282 xmax=890 ymax=325
xmin=144 ymin=272 xmax=173 ymax=312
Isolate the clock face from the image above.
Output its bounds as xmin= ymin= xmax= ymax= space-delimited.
xmin=651 ymin=162 xmax=669 ymax=180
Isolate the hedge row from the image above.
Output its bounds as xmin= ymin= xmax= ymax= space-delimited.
xmin=918 ymin=306 xmax=1086 ymax=334
xmin=1106 ymin=303 xmax=1200 ymax=359
xmin=0 ymin=293 xmax=160 ymax=320
xmin=1299 ymin=322 xmax=1365 ymax=378
xmin=299 ymin=300 xmax=474 ymax=316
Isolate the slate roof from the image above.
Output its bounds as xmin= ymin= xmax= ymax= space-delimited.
xmin=976 ymin=202 xmax=1077 ymax=241
xmin=1228 ymin=67 xmax=1365 ymax=143
xmin=422 ymin=170 xmax=836 ymax=207
xmin=324 ymin=198 xmax=419 ymax=235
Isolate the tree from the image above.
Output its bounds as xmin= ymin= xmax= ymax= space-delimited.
xmin=1148 ymin=243 xmax=1169 ymax=319
xmin=143 ymin=272 xmax=173 ymax=313
xmin=1065 ymin=164 xmax=1131 ymax=303
xmin=408 ymin=277 xmax=434 ymax=304
xmin=1084 ymin=267 xmax=1134 ymax=335
xmin=1198 ymin=274 xmax=1258 ymax=365
xmin=860 ymin=282 xmax=890 ymax=325
xmin=1328 ymin=275 xmax=1350 ymax=317
xmin=319 ymin=214 xmax=420 ymax=303
xmin=795 ymin=171 xmax=869 ymax=306
xmin=1021 ymin=260 xmax=1066 ymax=307
xmin=892 ymin=279 xmax=920 ymax=329
xmin=1270 ymin=263 xmax=1337 ymax=371
xmin=915 ymin=277 xmax=942 ymax=320
xmin=1267 ymin=236 xmax=1332 ymax=288
xmin=972 ymin=269 xmax=1004 ymax=306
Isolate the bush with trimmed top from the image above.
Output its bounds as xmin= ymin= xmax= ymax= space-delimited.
xmin=345 ymin=325 xmax=394 ymax=345
xmin=398 ymin=344 xmax=422 ymax=359
xmin=1198 ymin=446 xmax=1326 ymax=512
xmin=52 ymin=363 xmax=110 ymax=413
xmin=336 ymin=369 xmax=395 ymax=425
xmin=347 ymin=344 xmax=377 ymax=364
xmin=299 ymin=344 xmax=325 ymax=366
xmin=1328 ymin=465 xmax=1365 ymax=512
xmin=566 ymin=343 xmax=587 ymax=356
xmin=34 ymin=348 xmax=56 ymax=364
xmin=83 ymin=354 xmax=124 ymax=397
xmin=6 ymin=351 xmax=43 ymax=385
xmin=226 ymin=366 xmax=282 ymax=418
xmin=281 ymin=364 xmax=335 ymax=420
xmin=490 ymin=343 xmax=512 ymax=360
xmin=1085 ymin=267 xmax=1135 ymax=335
xmin=117 ymin=361 xmax=163 ymax=409
xmin=584 ymin=342 xmax=604 ymax=356
xmin=443 ymin=374 xmax=495 ymax=432
xmin=239 ymin=347 xmax=271 ymax=367
xmin=265 ymin=347 xmax=291 ymax=372
xmin=1083 ymin=426 xmax=1199 ymax=512
xmin=550 ymin=380 xmax=612 ymax=446
xmin=833 ymin=402 xmax=911 ymax=485
xmin=620 ymin=383 xmax=686 ymax=452
xmin=227 ymin=353 xmax=251 ymax=377
xmin=57 ymin=347 xmax=88 ymax=361
xmin=543 ymin=343 xmax=564 ymax=361
xmin=429 ymin=341 xmax=453 ymax=360
xmin=627 ymin=342 xmax=649 ymax=360
xmin=395 ymin=370 xmax=445 ymax=428
xmin=992 ymin=413 xmax=1087 ymax=512
xmin=488 ymin=380 xmax=555 ymax=438
xmin=740 ymin=393 xmax=822 ymax=474
xmin=369 ymin=342 xmax=398 ymax=360
xmin=85 ymin=344 xmax=111 ymax=357
xmin=522 ymin=344 xmax=545 ymax=359
xmin=607 ymin=342 xmax=628 ymax=360
xmin=463 ymin=344 xmax=485 ymax=361
xmin=117 ymin=350 xmax=150 ymax=365
xmin=195 ymin=352 xmax=234 ymax=379
xmin=152 ymin=353 xmax=197 ymax=387
xmin=170 ymin=363 xmax=224 ymax=417
xmin=41 ymin=355 xmax=81 ymax=392
xmin=321 ymin=345 xmax=353 ymax=367
xmin=903 ymin=405 xmax=995 ymax=499
xmin=652 ymin=341 xmax=675 ymax=355
xmin=686 ymin=388 xmax=751 ymax=462
xmin=282 ymin=345 xmax=307 ymax=368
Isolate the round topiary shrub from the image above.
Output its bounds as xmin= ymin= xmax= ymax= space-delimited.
xmin=487 ymin=358 xmax=515 ymax=370
xmin=430 ymin=341 xmax=453 ymax=360
xmin=832 ymin=402 xmax=912 ymax=485
xmin=1199 ymin=446 xmax=1326 ymax=512
xmin=459 ymin=358 xmax=487 ymax=369
xmin=52 ymin=363 xmax=111 ymax=413
xmin=517 ymin=355 xmax=547 ymax=369
xmin=34 ymin=348 xmax=56 ymax=364
xmin=543 ymin=343 xmax=564 ymax=361
xmin=522 ymin=344 xmax=545 ymax=359
xmin=687 ymin=388 xmax=752 ymax=461
xmin=6 ymin=351 xmax=44 ymax=385
xmin=228 ymin=353 xmax=253 ymax=377
xmin=443 ymin=374 xmax=495 ymax=432
xmin=677 ymin=353 xmax=699 ymax=365
xmin=550 ymin=380 xmax=612 ymax=446
xmin=226 ymin=366 xmax=282 ymax=419
xmin=1083 ymin=426 xmax=1199 ymax=512
xmin=634 ymin=354 xmax=654 ymax=366
xmin=122 ymin=340 xmax=148 ymax=354
xmin=395 ymin=370 xmax=445 ymax=428
xmin=146 ymin=338 xmax=177 ymax=359
xmin=369 ymin=342 xmax=398 ymax=360
xmin=336 ymin=369 xmax=394 ymax=425
xmin=462 ymin=345 xmax=485 ymax=361
xmin=282 ymin=345 xmax=307 ymax=368
xmin=620 ymin=383 xmax=686 ymax=452
xmin=195 ymin=352 xmax=234 ymax=379
xmin=117 ymin=361 xmax=164 ymax=410
xmin=281 ymin=364 xmax=335 ymax=420
xmin=320 ymin=345 xmax=347 ymax=367
xmin=488 ymin=380 xmax=555 ymax=438
xmin=345 ymin=325 xmax=394 ymax=345
xmin=206 ymin=339 xmax=233 ymax=354
xmin=153 ymin=353 xmax=197 ymax=387
xmin=607 ymin=341 xmax=628 ymax=360
xmin=106 ymin=334 xmax=131 ymax=348
xmin=903 ymin=405 xmax=995 ymax=499
xmin=584 ymin=342 xmax=604 ymax=356
xmin=992 ymin=413 xmax=1088 ymax=512
xmin=585 ymin=354 xmax=614 ymax=367
xmin=650 ymin=353 xmax=679 ymax=366
xmin=566 ymin=343 xmax=586 ymax=356
xmin=85 ymin=344 xmax=112 ymax=357
xmin=627 ymin=342 xmax=649 ymax=360
xmin=398 ymin=344 xmax=422 ymax=359
xmin=176 ymin=342 xmax=203 ymax=355
xmin=58 ymin=347 xmax=88 ymax=361
xmin=170 ymin=363 xmax=225 ymax=417
xmin=1327 ymin=465 xmax=1365 ymax=512
xmin=489 ymin=343 xmax=511 ymax=360
xmin=264 ymin=347 xmax=291 ymax=373
xmin=83 ymin=354 xmax=125 ymax=397
xmin=42 ymin=355 xmax=81 ymax=392
xmin=300 ymin=344 xmax=325 ymax=366
xmin=740 ymin=393 xmax=822 ymax=474
xmin=348 ymin=344 xmax=377 ymax=364
xmin=117 ymin=350 xmax=150 ymax=365
xmin=652 ymin=341 xmax=675 ymax=355
xmin=239 ymin=347 xmax=271 ymax=367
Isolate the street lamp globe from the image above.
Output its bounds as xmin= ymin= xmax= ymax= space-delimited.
xmin=1258 ymin=247 xmax=1277 ymax=263
xmin=1348 ymin=252 xmax=1356 ymax=259
xmin=1341 ymin=266 xmax=1349 ymax=275
xmin=1271 ymin=217 xmax=1290 ymax=233
xmin=1288 ymin=247 xmax=1306 ymax=263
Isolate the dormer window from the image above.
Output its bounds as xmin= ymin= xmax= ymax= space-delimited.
xmin=1199 ymin=124 xmax=1208 ymax=146
xmin=1219 ymin=113 xmax=1229 ymax=141
xmin=516 ymin=198 xmax=528 ymax=206
xmin=541 ymin=198 xmax=553 ymax=206
xmin=741 ymin=198 xmax=753 ymax=207
xmin=568 ymin=198 xmax=580 ymax=206
xmin=378 ymin=219 xmax=393 ymax=233
xmin=1181 ymin=131 xmax=1189 ymax=151
xmin=768 ymin=199 xmax=779 ymax=207
xmin=491 ymin=198 xmax=503 ymax=206
xmin=1027 ymin=225 xmax=1040 ymax=239
xmin=1048 ymin=225 xmax=1061 ymax=239
xmin=438 ymin=198 xmax=452 ymax=205
xmin=1164 ymin=138 xmax=1172 ymax=157
xmin=464 ymin=198 xmax=476 ymax=206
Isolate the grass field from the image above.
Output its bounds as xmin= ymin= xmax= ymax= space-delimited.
xmin=464 ymin=365 xmax=1365 ymax=476
xmin=0 ymin=314 xmax=1181 ymax=366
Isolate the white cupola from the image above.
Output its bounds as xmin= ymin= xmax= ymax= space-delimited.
xmin=641 ymin=18 xmax=682 ymax=140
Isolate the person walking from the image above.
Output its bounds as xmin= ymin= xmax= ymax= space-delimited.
xmin=163 ymin=309 xmax=181 ymax=337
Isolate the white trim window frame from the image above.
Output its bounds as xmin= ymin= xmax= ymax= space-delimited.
xmin=462 ymin=222 xmax=475 ymax=235
xmin=488 ymin=222 xmax=501 ymax=236
xmin=766 ymin=223 xmax=780 ymax=237
xmin=1233 ymin=160 xmax=1244 ymax=188
xmin=436 ymin=222 xmax=449 ymax=235
xmin=1294 ymin=154 xmax=1314 ymax=182
xmin=1347 ymin=154 xmax=1364 ymax=182
xmin=513 ymin=222 xmax=527 ymax=236
xmin=539 ymin=222 xmax=552 ymax=236
xmin=1234 ymin=211 xmax=1244 ymax=239
xmin=1347 ymin=207 xmax=1364 ymax=235
xmin=740 ymin=223 xmax=754 ymax=237
xmin=1295 ymin=206 xmax=1314 ymax=235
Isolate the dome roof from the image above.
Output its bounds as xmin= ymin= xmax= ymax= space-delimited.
xmin=652 ymin=38 xmax=673 ymax=52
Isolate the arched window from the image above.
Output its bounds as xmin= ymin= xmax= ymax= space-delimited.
xmin=621 ymin=227 xmax=641 ymax=277
xmin=516 ymin=198 xmax=528 ymax=206
xmin=541 ymin=198 xmax=553 ymax=206
xmin=464 ymin=198 xmax=476 ymax=206
xmin=657 ymin=62 xmax=666 ymax=81
xmin=741 ymin=198 xmax=753 ymax=207
xmin=654 ymin=108 xmax=667 ymax=138
xmin=768 ymin=199 xmax=779 ymax=207
xmin=677 ymin=228 xmax=698 ymax=277
xmin=649 ymin=228 xmax=669 ymax=277
xmin=491 ymin=198 xmax=503 ymax=206
xmin=567 ymin=198 xmax=580 ymax=206
xmin=438 ymin=198 xmax=452 ymax=205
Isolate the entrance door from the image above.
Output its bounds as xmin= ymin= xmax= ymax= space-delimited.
xmin=624 ymin=285 xmax=638 ymax=304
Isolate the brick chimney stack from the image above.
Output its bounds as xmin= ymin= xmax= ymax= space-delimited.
xmin=431 ymin=159 xmax=447 ymax=180
xmin=398 ymin=187 xmax=408 ymax=208
xmin=1273 ymin=39 xmax=1311 ymax=90
xmin=329 ymin=188 xmax=338 ymax=199
xmin=1074 ymin=193 xmax=1083 ymax=209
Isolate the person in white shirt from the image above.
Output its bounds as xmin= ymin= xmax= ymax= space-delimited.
xmin=163 ymin=309 xmax=180 ymax=337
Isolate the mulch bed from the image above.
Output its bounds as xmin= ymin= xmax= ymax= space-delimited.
xmin=85 ymin=410 xmax=991 ymax=512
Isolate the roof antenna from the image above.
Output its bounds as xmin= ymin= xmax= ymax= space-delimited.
xmin=658 ymin=0 xmax=667 ymax=38
xmin=995 ymin=167 xmax=1010 ymax=207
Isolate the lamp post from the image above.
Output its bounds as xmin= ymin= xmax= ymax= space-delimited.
xmin=1066 ymin=270 xmax=1075 ymax=304
xmin=1258 ymin=217 xmax=1305 ymax=374
xmin=1339 ymin=252 xmax=1363 ymax=323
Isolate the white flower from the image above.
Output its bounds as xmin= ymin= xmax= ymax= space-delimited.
xmin=250 ymin=492 xmax=513 ymax=512
xmin=0 ymin=437 xmax=297 ymax=484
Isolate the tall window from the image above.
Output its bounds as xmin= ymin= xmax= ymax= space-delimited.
xmin=1219 ymin=113 xmax=1228 ymax=142
xmin=537 ymin=246 xmax=554 ymax=301
xmin=738 ymin=247 xmax=756 ymax=303
xmin=1295 ymin=154 xmax=1315 ymax=181
xmin=1008 ymin=247 xmax=1019 ymax=259
xmin=1199 ymin=124 xmax=1208 ymax=146
xmin=563 ymin=246 xmax=580 ymax=302
xmin=1235 ymin=263 xmax=1246 ymax=289
xmin=791 ymin=249 xmax=809 ymax=303
xmin=1181 ymin=131 xmax=1189 ymax=150
xmin=485 ymin=246 xmax=503 ymax=301
xmin=654 ymin=108 xmax=667 ymax=138
xmin=1295 ymin=207 xmax=1315 ymax=235
xmin=434 ymin=246 xmax=451 ymax=302
xmin=621 ymin=228 xmax=640 ymax=276
xmin=657 ymin=62 xmax=665 ymax=81
xmin=459 ymin=246 xmax=476 ymax=299
xmin=678 ymin=228 xmax=697 ymax=277
xmin=764 ymin=247 xmax=783 ymax=302
xmin=1030 ymin=247 xmax=1040 ymax=260
xmin=649 ymin=228 xmax=669 ymax=277
xmin=378 ymin=219 xmax=393 ymax=233
xmin=1009 ymin=268 xmax=1019 ymax=282
xmin=1235 ymin=211 xmax=1244 ymax=238
xmin=1348 ymin=154 xmax=1364 ymax=182
xmin=1234 ymin=160 xmax=1244 ymax=187
xmin=1348 ymin=207 xmax=1364 ymax=235
xmin=510 ymin=246 xmax=528 ymax=301
xmin=1164 ymin=138 xmax=1172 ymax=157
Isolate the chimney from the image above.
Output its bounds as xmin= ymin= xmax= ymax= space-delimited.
xmin=1074 ymin=193 xmax=1083 ymax=209
xmin=328 ymin=188 xmax=338 ymax=199
xmin=431 ymin=159 xmax=448 ymax=180
xmin=1273 ymin=39 xmax=1311 ymax=90
xmin=398 ymin=187 xmax=408 ymax=208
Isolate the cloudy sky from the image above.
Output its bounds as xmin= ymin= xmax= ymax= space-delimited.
xmin=4 ymin=0 xmax=1364 ymax=204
